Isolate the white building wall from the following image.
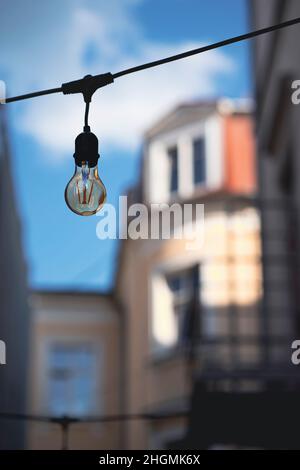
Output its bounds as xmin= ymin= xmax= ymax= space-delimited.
xmin=144 ymin=113 xmax=224 ymax=205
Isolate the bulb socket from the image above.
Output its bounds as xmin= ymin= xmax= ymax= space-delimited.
xmin=74 ymin=131 xmax=99 ymax=167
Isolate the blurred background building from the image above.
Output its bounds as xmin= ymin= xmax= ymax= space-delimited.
xmin=0 ymin=106 xmax=30 ymax=449
xmin=184 ymin=0 xmax=300 ymax=450
xmin=27 ymin=290 xmax=121 ymax=449
xmin=116 ymin=99 xmax=261 ymax=449
xmin=252 ymin=0 xmax=300 ymax=366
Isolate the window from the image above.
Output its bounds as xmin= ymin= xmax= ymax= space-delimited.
xmin=168 ymin=146 xmax=179 ymax=194
xmin=193 ymin=137 xmax=206 ymax=186
xmin=166 ymin=266 xmax=199 ymax=347
xmin=47 ymin=344 xmax=96 ymax=416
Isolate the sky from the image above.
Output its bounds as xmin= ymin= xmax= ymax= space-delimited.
xmin=0 ymin=0 xmax=252 ymax=291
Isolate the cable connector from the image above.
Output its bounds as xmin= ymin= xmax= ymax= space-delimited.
xmin=61 ymin=72 xmax=114 ymax=103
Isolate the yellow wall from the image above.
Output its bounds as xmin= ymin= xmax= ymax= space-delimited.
xmin=27 ymin=293 xmax=121 ymax=450
xmin=117 ymin=203 xmax=262 ymax=449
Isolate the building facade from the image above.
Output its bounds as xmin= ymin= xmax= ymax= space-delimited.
xmin=186 ymin=0 xmax=300 ymax=449
xmin=0 ymin=106 xmax=30 ymax=449
xmin=116 ymin=100 xmax=261 ymax=449
xmin=28 ymin=290 xmax=122 ymax=450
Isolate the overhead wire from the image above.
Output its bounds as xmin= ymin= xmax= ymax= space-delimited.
xmin=3 ymin=17 xmax=300 ymax=104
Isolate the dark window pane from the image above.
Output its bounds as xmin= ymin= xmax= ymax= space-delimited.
xmin=167 ymin=275 xmax=181 ymax=293
xmin=166 ymin=266 xmax=200 ymax=347
xmin=168 ymin=146 xmax=178 ymax=193
xmin=193 ymin=138 xmax=206 ymax=185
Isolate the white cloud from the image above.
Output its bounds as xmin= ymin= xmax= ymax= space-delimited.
xmin=2 ymin=1 xmax=236 ymax=158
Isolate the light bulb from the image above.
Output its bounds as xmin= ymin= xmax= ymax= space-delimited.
xmin=65 ymin=162 xmax=106 ymax=216
xmin=65 ymin=130 xmax=106 ymax=216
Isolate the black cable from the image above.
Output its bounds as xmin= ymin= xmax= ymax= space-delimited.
xmin=76 ymin=411 xmax=188 ymax=423
xmin=0 ymin=411 xmax=188 ymax=451
xmin=0 ymin=412 xmax=52 ymax=422
xmin=3 ymin=16 xmax=300 ymax=104
xmin=84 ymin=101 xmax=90 ymax=131
xmin=5 ymin=87 xmax=62 ymax=104
xmin=0 ymin=410 xmax=188 ymax=424
xmin=113 ymin=16 xmax=300 ymax=79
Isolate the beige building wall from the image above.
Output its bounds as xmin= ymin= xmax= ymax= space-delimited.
xmin=117 ymin=201 xmax=262 ymax=449
xmin=116 ymin=101 xmax=260 ymax=449
xmin=27 ymin=291 xmax=121 ymax=450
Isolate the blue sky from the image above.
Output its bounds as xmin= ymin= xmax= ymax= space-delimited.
xmin=0 ymin=0 xmax=251 ymax=291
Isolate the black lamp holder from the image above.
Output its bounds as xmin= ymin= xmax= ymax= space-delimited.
xmin=61 ymin=73 xmax=114 ymax=104
xmin=63 ymin=74 xmax=114 ymax=167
